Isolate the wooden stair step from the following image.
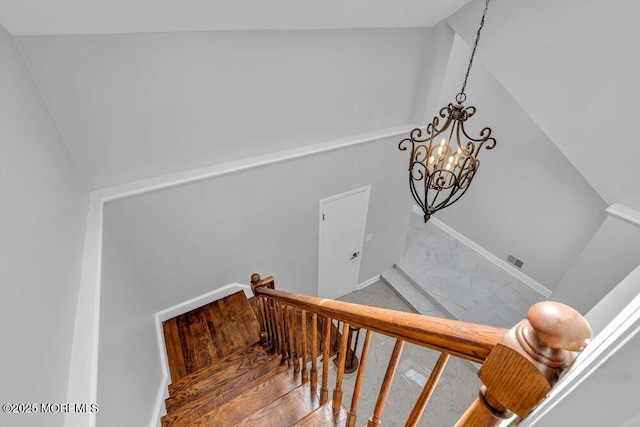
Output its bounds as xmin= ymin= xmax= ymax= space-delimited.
xmin=168 ymin=343 xmax=269 ymax=396
xmin=163 ymin=290 xmax=262 ymax=382
xmin=164 ymin=361 xmax=290 ymax=427
xmin=234 ymin=382 xmax=321 ymax=427
xmin=163 ymin=347 xmax=285 ymax=425
xmin=293 ymin=402 xmax=349 ymax=427
xmin=185 ymin=370 xmax=305 ymax=426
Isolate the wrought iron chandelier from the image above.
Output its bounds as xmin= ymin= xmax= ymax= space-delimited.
xmin=399 ymin=0 xmax=496 ymax=222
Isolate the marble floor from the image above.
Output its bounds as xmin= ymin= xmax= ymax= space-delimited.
xmin=330 ymin=281 xmax=481 ymax=427
xmin=382 ymin=211 xmax=546 ymax=329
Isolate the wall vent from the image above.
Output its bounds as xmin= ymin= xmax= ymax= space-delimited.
xmin=507 ymin=254 xmax=524 ymax=269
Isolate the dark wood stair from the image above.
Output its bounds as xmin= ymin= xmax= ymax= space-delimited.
xmin=161 ymin=290 xmax=347 ymax=426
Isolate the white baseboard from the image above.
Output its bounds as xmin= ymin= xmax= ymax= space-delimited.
xmin=156 ymin=283 xmax=253 ymax=322
xmin=149 ymin=375 xmax=168 ymax=427
xmin=412 ymin=205 xmax=552 ymax=297
xmin=357 ymin=275 xmax=380 ymax=290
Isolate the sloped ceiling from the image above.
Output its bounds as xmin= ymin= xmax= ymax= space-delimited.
xmin=3 ymin=0 xmax=638 ymax=209
xmin=15 ymin=28 xmax=433 ymax=188
xmin=447 ymin=0 xmax=640 ymax=211
xmin=0 ymin=0 xmax=471 ymax=35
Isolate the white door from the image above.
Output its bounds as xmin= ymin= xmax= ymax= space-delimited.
xmin=318 ymin=186 xmax=370 ymax=299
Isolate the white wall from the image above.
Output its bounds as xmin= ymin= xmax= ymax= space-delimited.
xmin=525 ymin=266 xmax=640 ymax=427
xmin=17 ymin=28 xmax=434 ymax=189
xmin=103 ymin=133 xmax=411 ymax=311
xmin=0 ymin=24 xmax=89 ymax=427
xmin=430 ymin=34 xmax=606 ymax=290
xmin=532 ymin=332 xmax=640 ymax=427
xmin=552 ymin=212 xmax=640 ymax=315
xmin=97 ymin=226 xmax=162 ymax=427
xmin=447 ymin=0 xmax=640 ymax=212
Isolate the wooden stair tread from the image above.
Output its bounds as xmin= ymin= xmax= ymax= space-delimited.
xmin=162 ymin=347 xmax=286 ymax=425
xmin=293 ymin=402 xmax=349 ymax=427
xmin=168 ymin=344 xmax=268 ymax=396
xmin=163 ymin=290 xmax=262 ymax=382
xmin=185 ymin=370 xmax=305 ymax=426
xmin=234 ymin=382 xmax=321 ymax=427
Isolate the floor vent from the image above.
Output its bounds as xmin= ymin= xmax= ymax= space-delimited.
xmin=507 ymin=254 xmax=524 ymax=269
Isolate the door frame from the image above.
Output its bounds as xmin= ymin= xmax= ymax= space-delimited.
xmin=317 ymin=185 xmax=371 ymax=298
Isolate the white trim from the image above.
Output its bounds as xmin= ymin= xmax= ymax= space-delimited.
xmin=64 ymin=196 xmax=103 ymax=427
xmin=606 ymin=203 xmax=640 ymax=228
xmin=149 ymin=374 xmax=168 ymax=427
xmin=521 ymin=266 xmax=640 ymax=426
xmin=318 ymin=185 xmax=371 ymax=297
xmin=357 ymin=275 xmax=380 ymax=290
xmin=155 ymin=283 xmax=253 ymax=322
xmin=64 ymin=126 xmax=411 ymax=427
xmin=96 ymin=126 xmax=411 ymax=204
xmin=412 ymin=205 xmax=552 ymax=298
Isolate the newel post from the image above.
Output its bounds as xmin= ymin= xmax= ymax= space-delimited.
xmin=455 ymin=301 xmax=591 ymax=426
xmin=250 ymin=273 xmax=275 ymax=344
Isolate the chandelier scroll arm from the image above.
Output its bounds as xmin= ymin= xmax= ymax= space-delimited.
xmin=459 ymin=121 xmax=496 ymax=157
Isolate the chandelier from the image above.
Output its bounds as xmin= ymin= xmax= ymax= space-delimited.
xmin=399 ymin=0 xmax=496 ymax=222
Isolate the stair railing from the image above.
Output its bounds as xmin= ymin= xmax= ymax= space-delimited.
xmin=250 ymin=274 xmax=591 ymax=427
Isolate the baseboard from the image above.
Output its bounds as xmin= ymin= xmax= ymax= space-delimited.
xmin=357 ymin=275 xmax=380 ymax=290
xmin=412 ymin=205 xmax=552 ymax=297
xmin=156 ymin=283 xmax=253 ymax=322
xmin=149 ymin=375 xmax=168 ymax=427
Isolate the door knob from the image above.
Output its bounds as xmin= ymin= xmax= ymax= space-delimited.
xmin=351 ymin=251 xmax=359 ymax=260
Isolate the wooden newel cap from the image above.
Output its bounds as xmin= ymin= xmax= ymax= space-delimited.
xmin=527 ymin=301 xmax=591 ymax=351
xmin=250 ymin=273 xmax=261 ymax=285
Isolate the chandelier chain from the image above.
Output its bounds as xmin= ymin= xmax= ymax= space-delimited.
xmin=459 ymin=0 xmax=491 ymax=97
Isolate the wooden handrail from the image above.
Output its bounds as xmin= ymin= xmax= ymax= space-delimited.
xmin=250 ymin=274 xmax=591 ymax=426
xmin=255 ymin=286 xmax=506 ymax=363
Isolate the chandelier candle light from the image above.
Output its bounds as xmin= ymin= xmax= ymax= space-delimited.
xmin=399 ymin=0 xmax=496 ymax=222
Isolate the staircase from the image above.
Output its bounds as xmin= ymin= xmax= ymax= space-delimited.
xmin=159 ymin=275 xmax=592 ymax=427
xmin=161 ymin=290 xmax=345 ymax=426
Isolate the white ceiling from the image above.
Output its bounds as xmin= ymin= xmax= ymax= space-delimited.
xmin=16 ymin=28 xmax=432 ymax=188
xmin=0 ymin=0 xmax=471 ymax=35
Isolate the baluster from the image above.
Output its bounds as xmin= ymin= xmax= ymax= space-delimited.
xmin=260 ymin=296 xmax=273 ymax=350
xmin=345 ymin=326 xmax=360 ymax=374
xmin=333 ymin=320 xmax=341 ymax=353
xmin=291 ymin=307 xmax=301 ymax=374
xmin=405 ymin=353 xmax=450 ymax=427
xmin=320 ymin=315 xmax=331 ymax=404
xmin=333 ymin=321 xmax=351 ymax=412
xmin=310 ymin=313 xmax=318 ymax=389
xmin=367 ymin=339 xmax=405 ymax=427
xmin=347 ymin=329 xmax=372 ymax=427
xmin=455 ymin=301 xmax=591 ymax=426
xmin=282 ymin=305 xmax=294 ymax=367
xmin=260 ymin=296 xmax=270 ymax=344
xmin=274 ymin=301 xmax=283 ymax=356
xmin=319 ymin=316 xmax=325 ymax=352
xmin=275 ymin=302 xmax=287 ymax=362
xmin=301 ymin=309 xmax=309 ymax=383
xmin=250 ymin=274 xmax=270 ymax=345
xmin=266 ymin=299 xmax=276 ymax=353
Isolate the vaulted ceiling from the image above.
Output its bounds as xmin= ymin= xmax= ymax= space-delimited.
xmin=1 ymin=0 xmax=638 ymax=210
xmin=0 ymin=0 xmax=471 ymax=35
